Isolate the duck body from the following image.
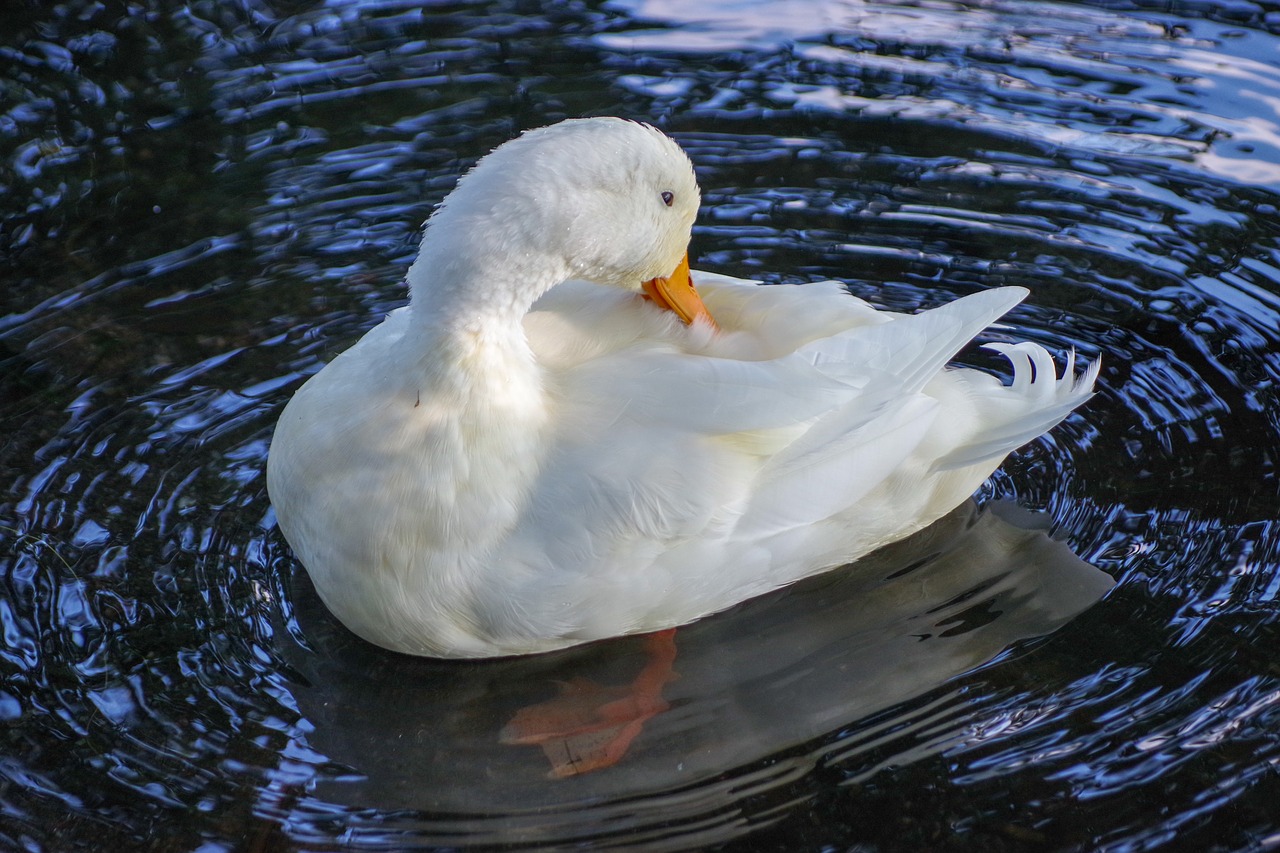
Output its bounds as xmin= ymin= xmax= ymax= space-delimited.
xmin=267 ymin=118 xmax=1099 ymax=658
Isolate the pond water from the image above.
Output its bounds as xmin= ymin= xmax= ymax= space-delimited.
xmin=3 ymin=0 xmax=1280 ymax=850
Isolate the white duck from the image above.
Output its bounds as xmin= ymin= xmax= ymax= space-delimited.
xmin=267 ymin=117 xmax=1100 ymax=659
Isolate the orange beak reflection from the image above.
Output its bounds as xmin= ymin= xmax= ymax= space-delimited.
xmin=642 ymin=254 xmax=719 ymax=331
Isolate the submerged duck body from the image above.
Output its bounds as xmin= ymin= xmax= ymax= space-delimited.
xmin=267 ymin=117 xmax=1099 ymax=658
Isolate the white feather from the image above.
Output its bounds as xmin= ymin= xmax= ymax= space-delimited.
xmin=266 ymin=118 xmax=1101 ymax=658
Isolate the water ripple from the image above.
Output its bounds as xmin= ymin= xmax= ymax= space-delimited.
xmin=2 ymin=0 xmax=1280 ymax=850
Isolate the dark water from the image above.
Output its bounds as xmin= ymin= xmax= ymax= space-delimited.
xmin=3 ymin=1 xmax=1280 ymax=850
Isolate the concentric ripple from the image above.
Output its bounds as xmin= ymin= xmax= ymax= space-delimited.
xmin=2 ymin=1 xmax=1279 ymax=850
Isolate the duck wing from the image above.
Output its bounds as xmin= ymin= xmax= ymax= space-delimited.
xmin=499 ymin=282 xmax=1076 ymax=642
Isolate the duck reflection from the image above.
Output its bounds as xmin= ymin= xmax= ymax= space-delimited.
xmin=280 ymin=501 xmax=1112 ymax=823
xmin=500 ymin=628 xmax=678 ymax=778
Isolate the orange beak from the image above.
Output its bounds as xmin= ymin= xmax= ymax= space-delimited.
xmin=641 ymin=253 xmax=719 ymax=331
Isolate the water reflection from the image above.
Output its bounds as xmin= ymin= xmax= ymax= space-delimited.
xmin=282 ymin=502 xmax=1111 ymax=846
xmin=610 ymin=0 xmax=1280 ymax=184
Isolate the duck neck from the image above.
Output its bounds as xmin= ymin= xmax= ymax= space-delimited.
xmin=401 ymin=223 xmax=562 ymax=411
xmin=392 ymin=229 xmax=555 ymax=546
xmin=408 ymin=221 xmax=566 ymax=335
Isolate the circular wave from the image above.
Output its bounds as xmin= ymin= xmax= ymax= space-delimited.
xmin=2 ymin=1 xmax=1278 ymax=850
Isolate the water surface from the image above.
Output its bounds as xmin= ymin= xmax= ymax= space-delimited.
xmin=3 ymin=1 xmax=1279 ymax=850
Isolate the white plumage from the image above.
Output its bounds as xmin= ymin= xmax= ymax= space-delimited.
xmin=266 ymin=117 xmax=1100 ymax=658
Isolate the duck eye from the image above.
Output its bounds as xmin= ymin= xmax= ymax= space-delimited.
xmin=661 ymin=191 xmax=674 ymax=207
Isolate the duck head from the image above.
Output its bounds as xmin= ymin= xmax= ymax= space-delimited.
xmin=407 ymin=118 xmax=714 ymax=328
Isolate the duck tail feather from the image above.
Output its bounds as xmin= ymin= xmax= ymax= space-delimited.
xmin=932 ymin=344 xmax=1101 ymax=471
xmin=769 ymin=286 xmax=1027 ymax=469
